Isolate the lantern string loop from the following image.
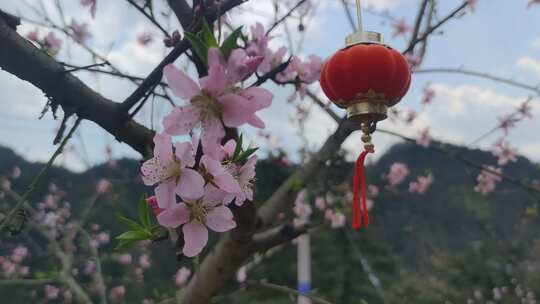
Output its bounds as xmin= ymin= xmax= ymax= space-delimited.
xmin=356 ymin=0 xmax=363 ymax=32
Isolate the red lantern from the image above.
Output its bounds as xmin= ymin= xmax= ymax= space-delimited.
xmin=319 ymin=2 xmax=411 ymax=229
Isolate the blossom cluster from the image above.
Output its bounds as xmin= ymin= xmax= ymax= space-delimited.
xmin=141 ymin=41 xmax=272 ymax=256
xmin=474 ymin=166 xmax=502 ymax=195
xmin=0 ymin=246 xmax=30 ymax=279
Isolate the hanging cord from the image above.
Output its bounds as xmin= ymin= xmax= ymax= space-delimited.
xmin=352 ymin=122 xmax=374 ymax=229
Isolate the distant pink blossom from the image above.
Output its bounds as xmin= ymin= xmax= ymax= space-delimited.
xmin=11 ymin=246 xmax=28 ymax=263
xmin=325 ymin=209 xmax=346 ymax=228
xmin=474 ymin=166 xmax=502 ymax=195
xmin=175 ymin=267 xmax=191 ymax=286
xmin=139 ymin=254 xmax=151 ymax=269
xmin=117 ymin=254 xmax=132 ymax=265
xmin=45 ymin=285 xmax=59 ymax=300
xmin=12 ymin=166 xmax=21 ymax=179
xmin=156 ymin=185 xmax=236 ymax=257
xmin=422 ymin=85 xmax=436 ymax=106
xmin=498 ymin=114 xmax=517 ymax=134
xmin=246 ymin=22 xmax=269 ymax=57
xmin=258 ymin=47 xmax=287 ymax=74
xmin=134 ymin=267 xmax=144 ymax=282
xmin=386 ymin=163 xmax=410 ymax=187
xmin=26 ymin=29 xmax=39 ymax=42
xmin=70 ymin=20 xmax=91 ymax=43
xmin=84 ymin=261 xmax=96 ymax=275
xmin=1 ymin=178 xmax=10 ymax=191
xmin=208 ymin=47 xmax=264 ymax=84
xmin=518 ymin=99 xmax=533 ymax=119
xmin=137 ymin=32 xmax=153 ymax=46
xmin=294 ymin=55 xmax=323 ymax=84
xmin=467 ymin=0 xmax=477 ymax=11
xmin=44 ymin=32 xmax=62 ymax=55
xmin=416 ymin=128 xmax=432 ymax=148
xmin=367 ymin=184 xmax=379 ymax=198
xmin=280 ymin=156 xmax=293 ymax=166
xmin=493 ymin=140 xmax=518 ymax=165
xmin=391 ymin=18 xmax=411 ymax=37
xmin=405 ymin=54 xmax=422 ymax=70
xmin=109 ymin=286 xmax=126 ymax=302
xmin=314 ymin=196 xmax=326 ymax=211
xmin=81 ymin=0 xmax=97 ymax=18
xmin=96 ymin=232 xmax=110 ymax=245
xmin=141 ymin=133 xmax=204 ymax=209
xmin=236 ymin=266 xmax=247 ymax=283
xmin=405 ymin=110 xmax=417 ymax=124
xmin=409 ymin=174 xmax=434 ymax=194
xmin=96 ymin=179 xmax=110 ymax=194
xmin=528 ymin=0 xmax=540 ymax=8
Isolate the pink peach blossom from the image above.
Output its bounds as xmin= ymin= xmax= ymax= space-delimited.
xmin=141 ymin=133 xmax=204 ymax=209
xmin=387 ymin=163 xmax=410 ymax=187
xmin=157 ymin=185 xmax=236 ymax=257
xmin=70 ymin=20 xmax=91 ymax=43
xmin=409 ymin=174 xmax=434 ymax=194
xmin=45 ymin=285 xmax=59 ymax=300
xmin=81 ymin=0 xmax=97 ymax=18
xmin=175 ymin=267 xmax=192 ymax=286
xmin=139 ymin=254 xmax=151 ymax=269
xmin=162 ymin=62 xmax=272 ymax=158
xmin=474 ymin=166 xmax=502 ymax=195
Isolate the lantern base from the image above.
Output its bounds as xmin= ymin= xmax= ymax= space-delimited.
xmin=346 ymin=102 xmax=388 ymax=124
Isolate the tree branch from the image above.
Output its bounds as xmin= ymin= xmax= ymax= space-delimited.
xmin=252 ymin=223 xmax=310 ymax=252
xmin=0 ymin=15 xmax=155 ymax=158
xmin=167 ymin=0 xmax=194 ymax=30
xmin=257 ymin=118 xmax=355 ymax=227
xmin=403 ymin=1 xmax=468 ymax=54
xmin=120 ymin=0 xmax=248 ymax=113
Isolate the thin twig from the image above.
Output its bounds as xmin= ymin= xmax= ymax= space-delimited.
xmin=403 ymin=1 xmax=468 ymax=54
xmin=126 ymin=0 xmax=171 ymax=38
xmin=246 ymin=280 xmax=335 ymax=304
xmin=266 ymin=0 xmax=308 ymax=35
xmin=0 ymin=118 xmax=81 ymax=233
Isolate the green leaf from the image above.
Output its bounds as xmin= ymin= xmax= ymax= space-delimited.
xmin=220 ymin=26 xmax=243 ymax=59
xmin=232 ymin=134 xmax=243 ymax=162
xmin=116 ymin=213 xmax=144 ymax=232
xmin=184 ymin=31 xmax=209 ymax=65
xmin=138 ymin=195 xmax=151 ymax=229
xmin=199 ymin=20 xmax=218 ymax=48
xmin=115 ymin=238 xmax=138 ymax=251
xmin=236 ymin=147 xmax=259 ymax=165
xmin=289 ymin=177 xmax=304 ymax=191
xmin=116 ymin=230 xmax=151 ymax=241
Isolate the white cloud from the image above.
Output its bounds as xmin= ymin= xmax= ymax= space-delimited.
xmin=516 ymin=56 xmax=540 ymax=77
xmin=0 ymin=72 xmax=48 ymax=118
xmin=533 ymin=37 xmax=540 ymax=50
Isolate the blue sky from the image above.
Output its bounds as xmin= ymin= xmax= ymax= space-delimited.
xmin=0 ymin=0 xmax=539 ymax=171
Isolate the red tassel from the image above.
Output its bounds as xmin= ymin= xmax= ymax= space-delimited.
xmin=352 ymin=149 xmax=372 ymax=229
